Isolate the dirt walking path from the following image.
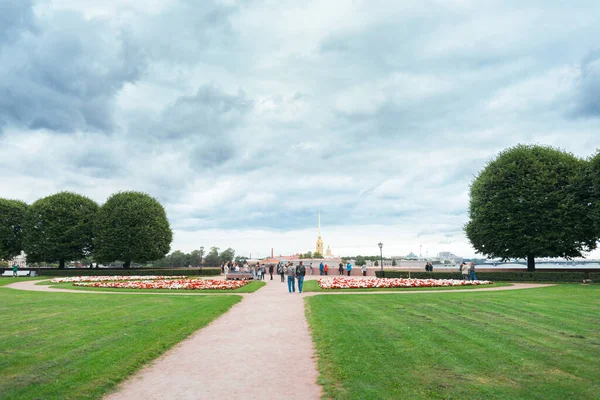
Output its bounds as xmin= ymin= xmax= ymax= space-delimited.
xmin=104 ymin=276 xmax=321 ymax=400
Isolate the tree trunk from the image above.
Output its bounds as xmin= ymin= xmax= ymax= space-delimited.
xmin=59 ymin=259 xmax=65 ymax=269
xmin=527 ymin=255 xmax=535 ymax=271
xmin=123 ymin=260 xmax=131 ymax=269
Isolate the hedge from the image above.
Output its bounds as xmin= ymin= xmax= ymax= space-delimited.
xmin=375 ymin=270 xmax=591 ymax=282
xmin=17 ymin=268 xmax=221 ymax=277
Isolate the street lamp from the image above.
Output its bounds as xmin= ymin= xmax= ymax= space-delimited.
xmin=378 ymin=242 xmax=384 ymax=278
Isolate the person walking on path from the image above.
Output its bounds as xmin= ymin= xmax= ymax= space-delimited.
xmin=309 ymin=263 xmax=313 ymax=275
xmin=346 ymin=262 xmax=352 ymax=276
xmin=319 ymin=262 xmax=324 ymax=276
xmin=324 ymin=264 xmax=328 ymax=275
xmin=261 ymin=264 xmax=266 ymax=280
xmin=12 ymin=264 xmax=18 ymax=277
xmin=361 ymin=264 xmax=367 ymax=276
xmin=286 ymin=263 xmax=296 ymax=292
xmin=296 ymin=261 xmax=306 ymax=293
xmin=277 ymin=263 xmax=285 ymax=282
xmin=338 ymin=262 xmax=344 ymax=276
xmin=469 ymin=262 xmax=477 ymax=281
xmin=268 ymin=264 xmax=274 ymax=280
xmin=460 ymin=262 xmax=468 ymax=280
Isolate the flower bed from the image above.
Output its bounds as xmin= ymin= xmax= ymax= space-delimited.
xmin=73 ymin=279 xmax=250 ymax=290
xmin=50 ymin=275 xmax=187 ymax=283
xmin=318 ymin=277 xmax=493 ymax=289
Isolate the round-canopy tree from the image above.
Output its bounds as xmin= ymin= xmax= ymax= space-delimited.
xmin=465 ymin=144 xmax=597 ymax=271
xmin=590 ymin=151 xmax=600 ymax=237
xmin=94 ymin=192 xmax=172 ymax=269
xmin=0 ymin=199 xmax=28 ymax=260
xmin=23 ymin=192 xmax=98 ymax=268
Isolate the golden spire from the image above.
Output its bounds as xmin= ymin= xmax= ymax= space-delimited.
xmin=318 ymin=209 xmax=321 ymax=236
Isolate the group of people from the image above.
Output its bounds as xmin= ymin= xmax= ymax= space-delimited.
xmin=424 ymin=262 xmax=434 ymax=272
xmin=222 ymin=261 xmax=275 ymax=280
xmin=277 ymin=261 xmax=307 ymax=293
xmin=459 ymin=262 xmax=477 ymax=280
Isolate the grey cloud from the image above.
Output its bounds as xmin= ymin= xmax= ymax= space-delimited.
xmin=574 ymin=51 xmax=600 ymax=117
xmin=152 ymin=84 xmax=252 ymax=139
xmin=0 ymin=0 xmax=35 ymax=45
xmin=138 ymin=0 xmax=239 ymax=65
xmin=0 ymin=7 xmax=145 ymax=133
xmin=190 ymin=139 xmax=236 ymax=170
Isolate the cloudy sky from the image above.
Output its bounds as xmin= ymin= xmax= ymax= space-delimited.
xmin=1 ymin=0 xmax=600 ymax=259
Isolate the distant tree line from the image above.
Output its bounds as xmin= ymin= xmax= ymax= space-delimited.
xmin=0 ymin=191 xmax=172 ymax=269
xmin=466 ymin=145 xmax=600 ymax=271
xmin=152 ymin=246 xmax=244 ymax=268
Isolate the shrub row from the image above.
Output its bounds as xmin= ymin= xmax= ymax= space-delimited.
xmin=375 ymin=270 xmax=594 ymax=282
xmin=18 ymin=268 xmax=221 ymax=277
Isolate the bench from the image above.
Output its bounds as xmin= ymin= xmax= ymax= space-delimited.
xmin=226 ymin=272 xmax=254 ymax=281
xmin=2 ymin=270 xmax=34 ymax=277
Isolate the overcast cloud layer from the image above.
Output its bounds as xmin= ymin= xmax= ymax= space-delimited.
xmin=1 ymin=0 xmax=600 ymax=259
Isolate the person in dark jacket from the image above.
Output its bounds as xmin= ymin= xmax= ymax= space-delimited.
xmin=295 ymin=261 xmax=306 ymax=293
xmin=338 ymin=262 xmax=344 ymax=276
xmin=268 ymin=264 xmax=274 ymax=280
xmin=277 ymin=262 xmax=285 ymax=282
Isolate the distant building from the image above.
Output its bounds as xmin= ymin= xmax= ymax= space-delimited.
xmin=436 ymin=251 xmax=463 ymax=264
xmin=405 ymin=251 xmax=418 ymax=260
xmin=8 ymin=251 xmax=27 ymax=268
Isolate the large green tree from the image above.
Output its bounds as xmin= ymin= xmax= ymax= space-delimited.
xmin=23 ymin=192 xmax=98 ymax=268
xmin=0 ymin=199 xmax=28 ymax=260
xmin=219 ymin=247 xmax=235 ymax=264
xmin=590 ymin=151 xmax=600 ymax=237
xmin=94 ymin=192 xmax=172 ymax=269
xmin=204 ymin=246 xmax=220 ymax=267
xmin=465 ymin=145 xmax=597 ymax=271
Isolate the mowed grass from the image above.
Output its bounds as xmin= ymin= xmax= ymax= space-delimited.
xmin=0 ymin=288 xmax=241 ymax=399
xmin=302 ymin=279 xmax=511 ymax=292
xmin=42 ymin=279 xmax=266 ymax=293
xmin=306 ymin=285 xmax=600 ymax=400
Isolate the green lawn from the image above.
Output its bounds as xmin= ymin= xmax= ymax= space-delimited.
xmin=0 ymin=287 xmax=241 ymax=399
xmin=302 ymin=279 xmax=511 ymax=292
xmin=41 ymin=279 xmax=265 ymax=293
xmin=306 ymin=285 xmax=600 ymax=399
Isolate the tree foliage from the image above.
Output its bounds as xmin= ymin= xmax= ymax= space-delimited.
xmin=219 ymin=247 xmax=235 ymax=264
xmin=204 ymin=247 xmax=220 ymax=267
xmin=23 ymin=192 xmax=98 ymax=268
xmin=313 ymin=252 xmax=323 ymax=258
xmin=94 ymin=192 xmax=172 ymax=268
xmin=590 ymin=151 xmax=600 ymax=237
xmin=465 ymin=145 xmax=598 ymax=271
xmin=0 ymin=198 xmax=28 ymax=260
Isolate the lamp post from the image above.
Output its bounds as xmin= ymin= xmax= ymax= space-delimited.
xmin=378 ymin=242 xmax=384 ymax=278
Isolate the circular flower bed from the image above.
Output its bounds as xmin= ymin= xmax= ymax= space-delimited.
xmin=50 ymin=276 xmax=187 ymax=283
xmin=73 ymin=279 xmax=250 ymax=290
xmin=318 ymin=277 xmax=493 ymax=289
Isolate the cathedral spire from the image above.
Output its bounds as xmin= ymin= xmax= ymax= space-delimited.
xmin=316 ymin=210 xmax=324 ymax=255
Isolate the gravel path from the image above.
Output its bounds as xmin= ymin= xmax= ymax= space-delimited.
xmin=104 ymin=276 xmax=321 ymax=400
